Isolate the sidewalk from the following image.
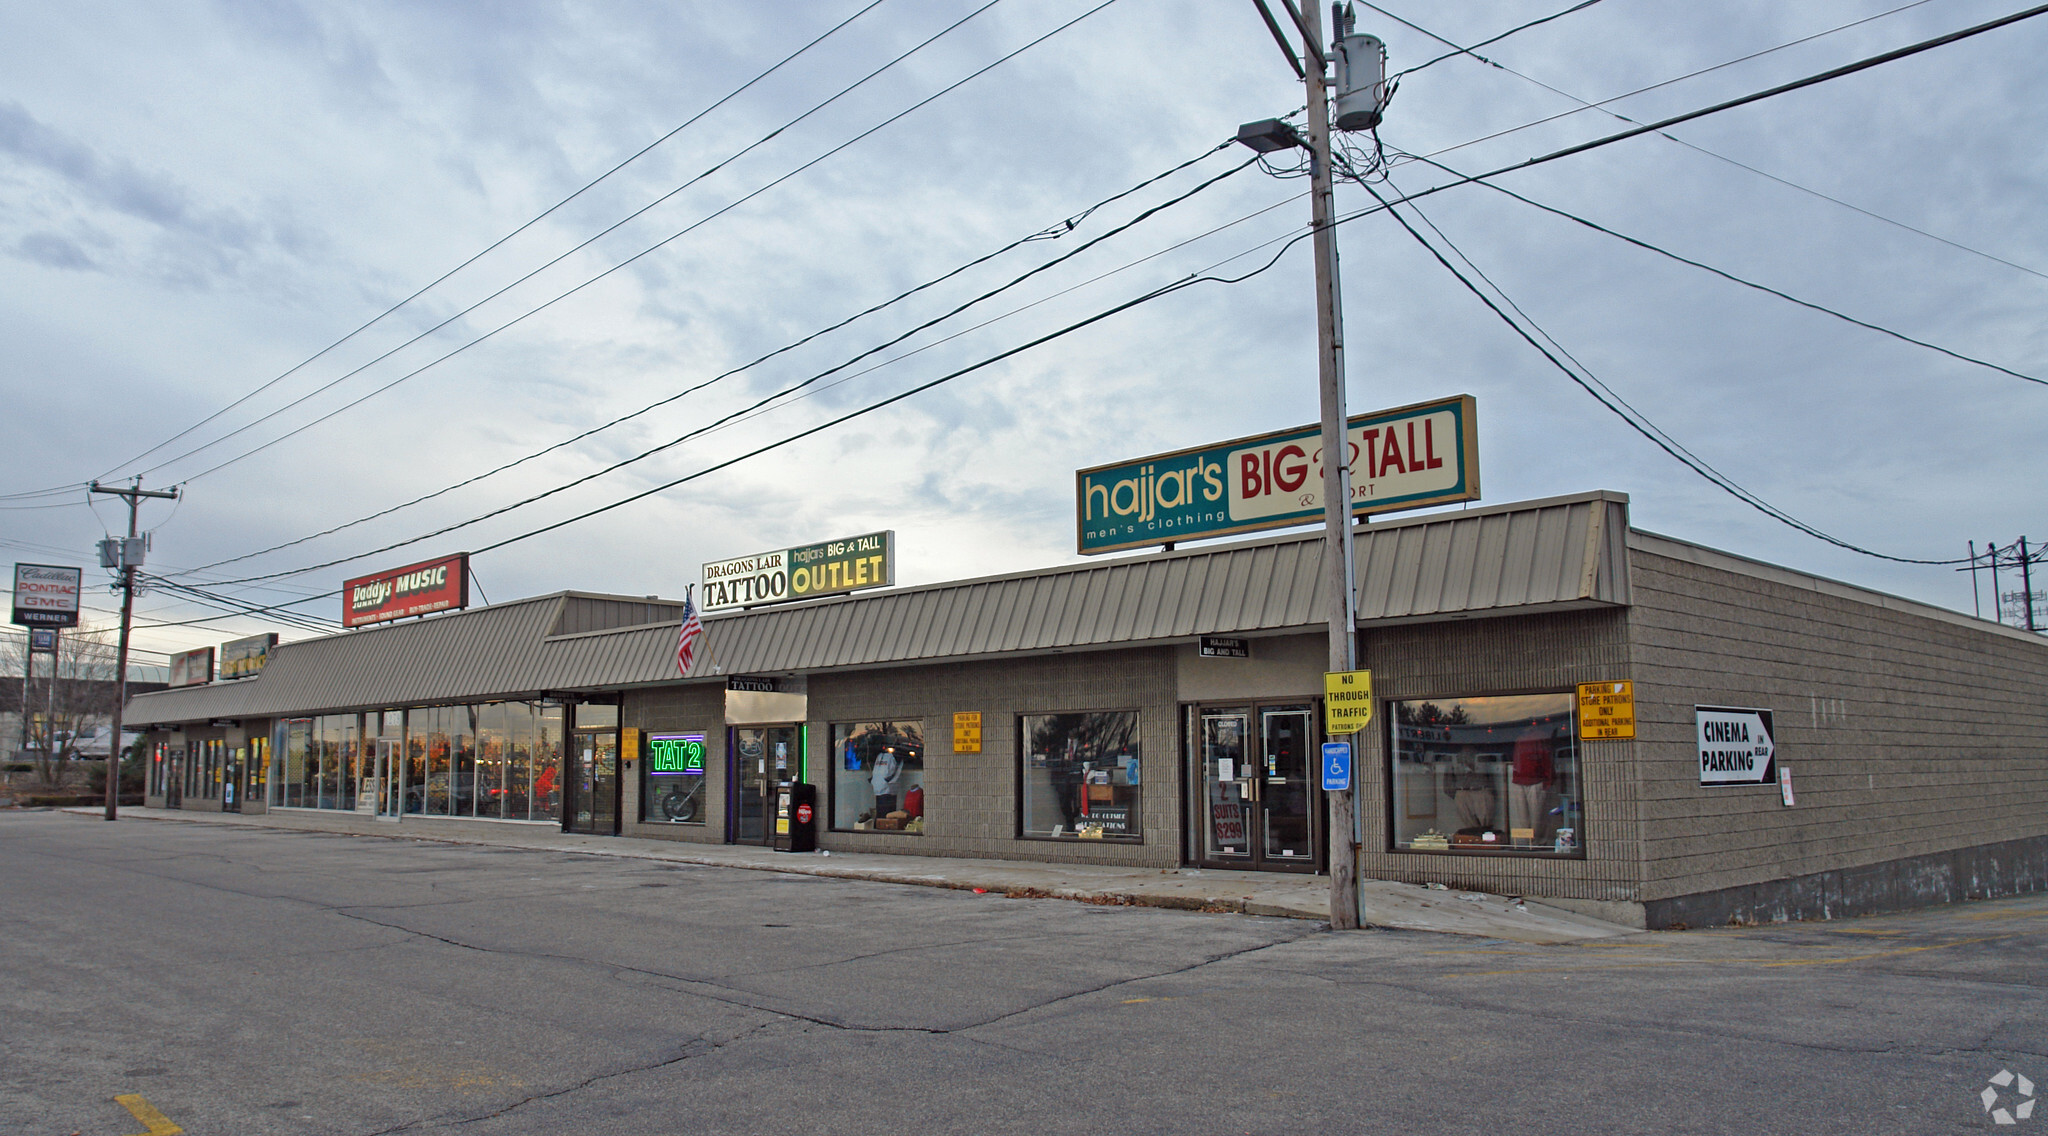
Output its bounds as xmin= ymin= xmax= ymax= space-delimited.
xmin=64 ymin=806 xmax=1638 ymax=944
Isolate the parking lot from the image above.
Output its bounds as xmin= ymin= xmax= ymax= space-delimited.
xmin=3 ymin=809 xmax=2042 ymax=1135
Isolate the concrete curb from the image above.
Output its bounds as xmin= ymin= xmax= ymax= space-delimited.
xmin=52 ymin=806 xmax=1637 ymax=942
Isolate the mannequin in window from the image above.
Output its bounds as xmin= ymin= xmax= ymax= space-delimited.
xmin=1510 ymin=726 xmax=1556 ymax=843
xmin=1444 ymin=755 xmax=1495 ymax=834
xmin=870 ymin=746 xmax=903 ymax=816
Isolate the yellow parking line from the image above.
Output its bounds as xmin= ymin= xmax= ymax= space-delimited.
xmin=115 ymin=1093 xmax=183 ymax=1136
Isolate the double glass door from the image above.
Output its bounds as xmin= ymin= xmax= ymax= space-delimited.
xmin=567 ymin=730 xmax=618 ymax=835
xmin=1192 ymin=705 xmax=1320 ymax=871
xmin=729 ymin=725 xmax=799 ymax=845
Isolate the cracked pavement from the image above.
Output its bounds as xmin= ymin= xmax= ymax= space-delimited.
xmin=2 ymin=811 xmax=2042 ymax=1135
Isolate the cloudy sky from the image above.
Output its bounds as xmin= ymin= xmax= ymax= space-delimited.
xmin=3 ymin=0 xmax=2044 ymax=667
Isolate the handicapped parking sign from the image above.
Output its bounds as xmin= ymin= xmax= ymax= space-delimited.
xmin=1321 ymin=741 xmax=1351 ymax=792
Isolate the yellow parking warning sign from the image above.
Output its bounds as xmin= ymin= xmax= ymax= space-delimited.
xmin=953 ymin=711 xmax=983 ymax=754
xmin=1323 ymin=670 xmax=1373 ymax=736
xmin=1576 ymin=681 xmax=1636 ymax=740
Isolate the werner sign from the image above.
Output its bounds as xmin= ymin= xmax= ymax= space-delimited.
xmin=702 ymin=532 xmax=894 ymax=612
xmin=11 ymin=563 xmax=83 ymax=628
xmin=1075 ymin=395 xmax=1478 ymax=555
xmin=343 ymin=553 xmax=470 ymax=628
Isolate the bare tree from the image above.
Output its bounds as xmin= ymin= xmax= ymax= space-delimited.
xmin=3 ymin=625 xmax=121 ymax=793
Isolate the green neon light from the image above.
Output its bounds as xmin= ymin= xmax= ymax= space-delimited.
xmin=648 ymin=734 xmax=707 ymax=775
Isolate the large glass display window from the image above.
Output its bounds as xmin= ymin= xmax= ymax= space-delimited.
xmin=831 ymin=721 xmax=924 ymax=834
xmin=1019 ymin=711 xmax=1141 ymax=841
xmin=1389 ymin=693 xmax=1581 ymax=856
xmin=641 ymin=732 xmax=710 ymax=824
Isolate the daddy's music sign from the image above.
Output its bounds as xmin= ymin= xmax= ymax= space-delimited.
xmin=343 ymin=553 xmax=470 ymax=628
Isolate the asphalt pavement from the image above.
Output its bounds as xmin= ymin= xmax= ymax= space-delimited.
xmin=2 ymin=808 xmax=2041 ymax=1135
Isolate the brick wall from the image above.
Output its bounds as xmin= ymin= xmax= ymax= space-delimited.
xmin=1628 ymin=541 xmax=2048 ymax=905
xmin=622 ymin=684 xmax=727 ymax=843
xmin=803 ymin=649 xmax=1180 ymax=866
xmin=1355 ymin=608 xmax=1643 ymax=904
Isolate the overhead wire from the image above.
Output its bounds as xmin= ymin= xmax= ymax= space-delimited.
xmin=1396 ymin=151 xmax=2047 ymax=387
xmin=1375 ymin=0 xmax=2048 ymax=283
xmin=1398 ymin=0 xmax=1943 ymax=162
xmin=1352 ymin=173 xmax=1971 ymax=565
xmin=126 ymin=0 xmax=1021 ymax=484
xmin=134 ymin=0 xmax=1125 ymax=487
xmin=1384 ymin=0 xmax=1607 ymax=79
xmin=172 ymin=140 xmax=1238 ymax=577
xmin=86 ymin=0 xmax=895 ymax=484
xmin=149 ymin=11 xmax=2048 ymax=606
xmin=192 ymin=152 xmax=1263 ymax=587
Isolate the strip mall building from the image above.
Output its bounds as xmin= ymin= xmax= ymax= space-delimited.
xmin=126 ymin=490 xmax=2048 ymax=929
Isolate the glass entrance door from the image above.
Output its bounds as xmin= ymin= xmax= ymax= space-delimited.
xmin=222 ymin=746 xmax=243 ymax=813
xmin=1191 ymin=704 xmax=1320 ymax=872
xmin=371 ymin=736 xmax=403 ymax=817
xmin=729 ymin=725 xmax=799 ymax=845
xmin=166 ymin=746 xmax=184 ymax=808
xmin=567 ymin=730 xmax=618 ymax=835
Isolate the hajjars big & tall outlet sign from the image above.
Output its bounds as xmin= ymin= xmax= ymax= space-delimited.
xmin=701 ymin=532 xmax=894 ymax=612
xmin=343 ymin=554 xmax=470 ymax=628
xmin=1074 ymin=395 xmax=1479 ymax=555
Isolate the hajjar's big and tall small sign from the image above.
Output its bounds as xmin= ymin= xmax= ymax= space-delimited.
xmin=702 ymin=532 xmax=893 ymax=612
xmin=343 ymin=553 xmax=470 ymax=628
xmin=1075 ymin=395 xmax=1478 ymax=555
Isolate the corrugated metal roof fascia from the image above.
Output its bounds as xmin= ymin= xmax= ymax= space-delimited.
xmin=1156 ymin=556 xmax=1195 ymax=637
xmin=1602 ymin=501 xmax=1632 ymax=604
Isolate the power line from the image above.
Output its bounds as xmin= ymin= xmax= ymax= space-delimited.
xmin=1356 ymin=175 xmax=1970 ymax=566
xmin=144 ymin=11 xmax=2048 ymax=600
xmin=172 ymin=140 xmax=1237 ymax=578
xmin=1398 ymin=151 xmax=2048 ymax=387
xmin=1384 ymin=0 xmax=1607 ymax=79
xmin=1378 ymin=0 xmax=2048 ymax=284
xmin=193 ymin=152 xmax=1260 ymax=586
xmin=1405 ymin=0 xmax=1941 ymax=162
xmin=135 ymin=0 xmax=1123 ymax=488
xmin=86 ymin=0 xmax=894 ymax=485
xmin=126 ymin=0 xmax=1019 ymax=484
xmin=1316 ymin=3 xmax=2048 ymax=247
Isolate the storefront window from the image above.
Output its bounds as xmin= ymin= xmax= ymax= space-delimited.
xmin=1019 ymin=711 xmax=1141 ymax=840
xmin=832 ymin=721 xmax=924 ymax=834
xmin=1389 ymin=693 xmax=1581 ymax=855
xmin=641 ymin=732 xmax=710 ymax=824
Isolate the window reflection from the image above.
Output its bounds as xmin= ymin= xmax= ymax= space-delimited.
xmin=1390 ymin=693 xmax=1580 ymax=854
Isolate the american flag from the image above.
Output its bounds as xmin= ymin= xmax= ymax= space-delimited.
xmin=675 ymin=589 xmax=704 ymax=675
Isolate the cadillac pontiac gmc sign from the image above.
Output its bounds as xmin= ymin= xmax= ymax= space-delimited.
xmin=11 ymin=563 xmax=83 ymax=628
xmin=343 ymin=553 xmax=470 ymax=628
xmin=1075 ymin=395 xmax=1478 ymax=555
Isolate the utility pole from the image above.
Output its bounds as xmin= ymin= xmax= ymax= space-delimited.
xmin=1296 ymin=0 xmax=1364 ymax=932
xmin=88 ymin=479 xmax=178 ymax=821
xmin=2023 ymin=536 xmax=2038 ymax=633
